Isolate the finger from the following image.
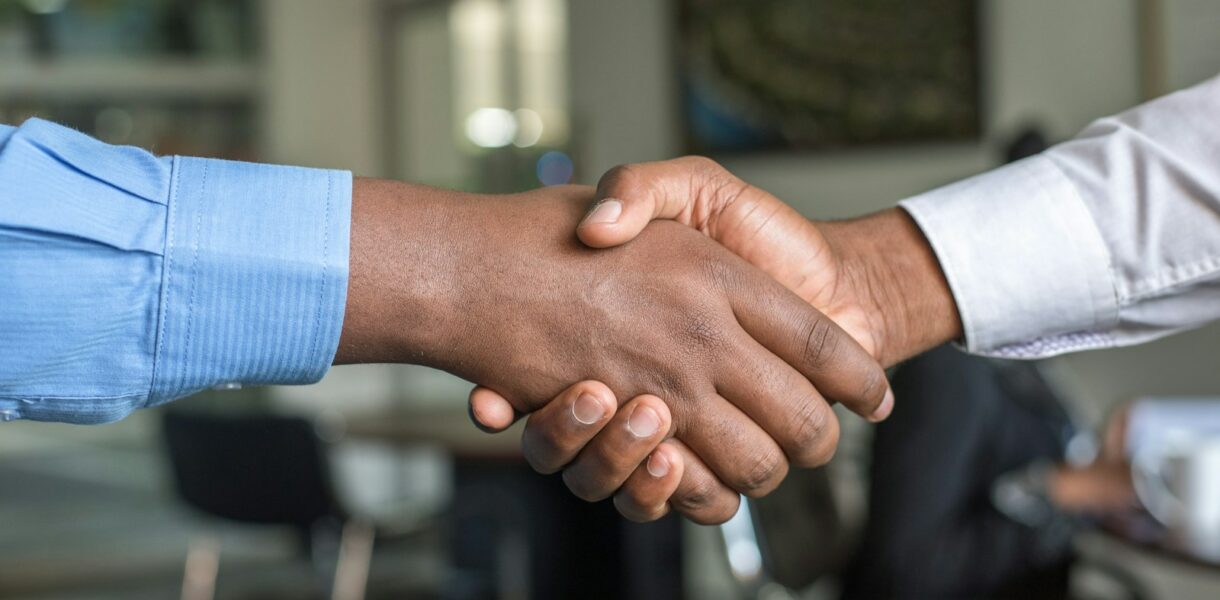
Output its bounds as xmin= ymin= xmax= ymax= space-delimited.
xmin=519 ymin=381 xmax=618 ymax=474
xmin=579 ymin=156 xmax=731 ymax=248
xmin=613 ymin=442 xmax=685 ymax=523
xmin=468 ymin=385 xmax=522 ymax=433
xmin=562 ymin=395 xmax=673 ymax=502
xmin=723 ymin=262 xmax=893 ymax=422
xmin=665 ymin=439 xmax=741 ymax=525
xmin=717 ymin=329 xmax=843 ymax=468
xmin=670 ymin=391 xmax=790 ymax=498
xmin=586 ymin=158 xmax=830 ymax=304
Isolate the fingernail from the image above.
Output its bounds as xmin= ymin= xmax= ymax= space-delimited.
xmin=647 ymin=452 xmax=670 ymax=478
xmin=870 ymin=389 xmax=894 ymax=423
xmin=582 ymin=199 xmax=622 ymax=225
xmin=573 ymin=393 xmax=605 ymax=425
xmin=628 ymin=405 xmax=661 ymax=438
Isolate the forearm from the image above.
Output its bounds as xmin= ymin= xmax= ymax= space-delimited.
xmin=821 ymin=208 xmax=962 ymax=367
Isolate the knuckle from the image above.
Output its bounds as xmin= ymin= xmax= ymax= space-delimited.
xmin=680 ymin=307 xmax=728 ymax=352
xmin=800 ymin=316 xmax=841 ymax=370
xmin=614 ymin=488 xmax=664 ymax=523
xmin=735 ymin=447 xmax=787 ymax=498
xmin=679 ymin=155 xmax=748 ymax=212
xmin=562 ymin=468 xmax=610 ymax=503
xmin=649 ymin=373 xmax=688 ymax=410
xmin=697 ymin=253 xmax=737 ymax=289
xmin=705 ymin=173 xmax=752 ymax=211
xmin=672 ymin=476 xmax=720 ymax=513
xmin=788 ymin=398 xmax=832 ymax=462
xmin=612 ymin=495 xmax=648 ymax=523
xmin=598 ymin=164 xmax=645 ymax=197
xmin=524 ymin=448 xmax=561 ymax=475
xmin=688 ymin=496 xmax=740 ymax=526
xmin=521 ymin=428 xmax=564 ymax=474
xmin=803 ymin=413 xmax=841 ymax=468
xmin=858 ymin=365 xmax=888 ymax=410
xmin=517 ymin=419 xmax=568 ymax=475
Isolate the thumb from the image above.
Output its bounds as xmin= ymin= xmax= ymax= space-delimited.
xmin=468 ymin=385 xmax=522 ymax=433
xmin=578 ymin=157 xmax=727 ymax=248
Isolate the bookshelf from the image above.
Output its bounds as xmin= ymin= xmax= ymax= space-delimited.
xmin=0 ymin=59 xmax=259 ymax=101
xmin=0 ymin=0 xmax=261 ymax=160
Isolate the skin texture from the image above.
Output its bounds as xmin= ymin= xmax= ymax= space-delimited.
xmin=470 ymin=157 xmax=964 ymax=523
xmin=335 ymin=178 xmax=890 ymax=523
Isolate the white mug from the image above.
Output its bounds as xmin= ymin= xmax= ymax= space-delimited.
xmin=1133 ymin=433 xmax=1220 ymax=559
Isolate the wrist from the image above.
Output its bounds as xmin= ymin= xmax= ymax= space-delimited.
xmin=820 ymin=208 xmax=962 ymax=366
xmin=335 ymin=178 xmax=469 ymax=366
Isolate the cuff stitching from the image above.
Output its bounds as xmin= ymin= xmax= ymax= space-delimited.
xmin=149 ymin=157 xmax=182 ymax=405
xmin=179 ymin=161 xmax=208 ymax=391
xmin=307 ymin=171 xmax=334 ymax=370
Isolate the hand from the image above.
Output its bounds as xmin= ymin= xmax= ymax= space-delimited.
xmin=1048 ymin=462 xmax=1137 ymax=514
xmin=501 ymin=379 xmax=690 ymax=522
xmin=336 ymin=179 xmax=891 ymax=523
xmin=578 ymin=156 xmax=962 ymax=364
xmin=470 ymin=157 xmax=962 ymax=522
xmin=1047 ymin=404 xmax=1136 ymax=514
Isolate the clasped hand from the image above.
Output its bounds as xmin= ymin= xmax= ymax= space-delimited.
xmin=458 ymin=157 xmax=955 ymax=524
xmin=341 ymin=161 xmax=955 ymax=525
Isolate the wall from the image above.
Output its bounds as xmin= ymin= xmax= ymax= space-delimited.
xmin=1164 ymin=0 xmax=1220 ymax=90
xmin=262 ymin=0 xmax=383 ymax=176
xmin=568 ymin=0 xmax=1144 ymax=215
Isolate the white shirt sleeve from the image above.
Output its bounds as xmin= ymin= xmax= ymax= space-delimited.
xmin=899 ymin=73 xmax=1220 ymax=358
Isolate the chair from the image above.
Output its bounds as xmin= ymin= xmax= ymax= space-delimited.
xmin=162 ymin=411 xmax=375 ymax=600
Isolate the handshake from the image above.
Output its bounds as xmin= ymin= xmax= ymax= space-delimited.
xmin=337 ymin=157 xmax=962 ymax=525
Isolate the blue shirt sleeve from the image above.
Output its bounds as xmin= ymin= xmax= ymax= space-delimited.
xmin=0 ymin=119 xmax=351 ymax=424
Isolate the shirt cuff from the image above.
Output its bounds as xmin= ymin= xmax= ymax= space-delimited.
xmin=898 ymin=155 xmax=1118 ymax=354
xmin=149 ymin=157 xmax=352 ymax=405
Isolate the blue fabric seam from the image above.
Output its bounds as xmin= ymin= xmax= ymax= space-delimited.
xmin=0 ymin=393 xmax=143 ymax=401
xmin=308 ymin=171 xmax=334 ymax=369
xmin=149 ymin=156 xmax=182 ymax=405
xmin=178 ymin=161 xmax=207 ymax=398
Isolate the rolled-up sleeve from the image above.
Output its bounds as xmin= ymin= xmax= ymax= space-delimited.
xmin=0 ymin=118 xmax=351 ymax=424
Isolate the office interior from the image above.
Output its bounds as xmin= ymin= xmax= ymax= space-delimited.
xmin=1 ymin=0 xmax=1220 ymax=598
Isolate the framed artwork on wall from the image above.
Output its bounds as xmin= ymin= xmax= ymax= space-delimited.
xmin=677 ymin=0 xmax=982 ymax=154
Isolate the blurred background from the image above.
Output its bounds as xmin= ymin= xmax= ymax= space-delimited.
xmin=2 ymin=0 xmax=1220 ymax=599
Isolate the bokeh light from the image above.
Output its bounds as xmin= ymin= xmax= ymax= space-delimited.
xmin=535 ymin=150 xmax=574 ymax=186
xmin=464 ymin=107 xmax=517 ymax=148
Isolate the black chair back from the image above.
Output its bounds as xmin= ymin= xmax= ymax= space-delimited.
xmin=162 ymin=411 xmax=343 ymax=526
